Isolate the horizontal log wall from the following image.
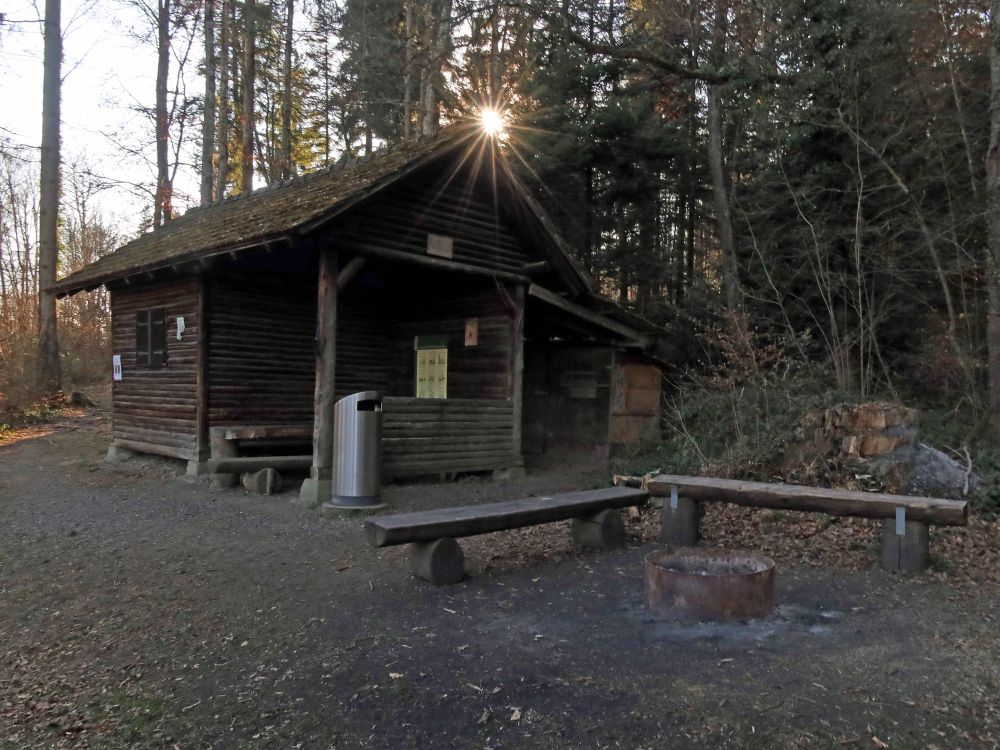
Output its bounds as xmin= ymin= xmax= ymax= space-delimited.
xmin=206 ymin=273 xmax=399 ymax=426
xmin=382 ymin=397 xmax=517 ymax=476
xmin=392 ymin=286 xmax=513 ymax=399
xmin=111 ymin=279 xmax=200 ymax=459
xmin=337 ymin=293 xmax=394 ymax=399
xmin=336 ymin=172 xmax=533 ymax=277
xmin=207 ymin=273 xmax=316 ymax=425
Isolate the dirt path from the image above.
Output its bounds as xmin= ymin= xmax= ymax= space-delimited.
xmin=1 ymin=411 xmax=998 ymax=748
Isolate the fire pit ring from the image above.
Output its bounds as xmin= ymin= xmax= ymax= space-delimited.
xmin=645 ymin=547 xmax=775 ymax=621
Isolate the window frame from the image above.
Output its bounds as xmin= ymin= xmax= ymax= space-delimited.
xmin=135 ymin=308 xmax=168 ymax=369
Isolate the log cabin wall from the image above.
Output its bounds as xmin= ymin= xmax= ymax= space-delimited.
xmin=206 ymin=271 xmax=399 ymax=426
xmin=110 ymin=278 xmax=200 ymax=459
xmin=336 ymin=291 xmax=395 ymax=399
xmin=382 ymin=398 xmax=516 ymax=478
xmin=334 ymin=167 xmax=534 ymax=277
xmin=522 ymin=342 xmax=615 ymax=465
xmin=391 ymin=284 xmax=513 ymax=399
xmin=206 ymin=273 xmax=316 ymax=425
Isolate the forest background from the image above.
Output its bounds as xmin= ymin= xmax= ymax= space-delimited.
xmin=3 ymin=0 xmax=999 ymax=500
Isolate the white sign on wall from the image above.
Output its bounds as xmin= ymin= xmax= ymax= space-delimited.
xmin=176 ymin=316 xmax=186 ymax=340
xmin=112 ymin=354 xmax=123 ymax=381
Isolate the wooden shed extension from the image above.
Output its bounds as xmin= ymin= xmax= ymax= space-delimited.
xmin=53 ymin=127 xmax=662 ymax=501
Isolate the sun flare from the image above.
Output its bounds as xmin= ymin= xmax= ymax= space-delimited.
xmin=480 ymin=107 xmax=506 ymax=138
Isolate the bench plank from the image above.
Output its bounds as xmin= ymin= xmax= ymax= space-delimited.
xmin=365 ymin=486 xmax=650 ymax=547
xmin=206 ymin=455 xmax=312 ymax=473
xmin=647 ymin=474 xmax=967 ymax=526
xmin=211 ymin=424 xmax=312 ymax=441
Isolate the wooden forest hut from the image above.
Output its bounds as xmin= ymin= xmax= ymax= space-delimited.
xmin=53 ymin=128 xmax=665 ymax=503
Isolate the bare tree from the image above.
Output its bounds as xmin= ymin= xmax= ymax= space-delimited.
xmin=38 ymin=0 xmax=61 ymax=394
xmin=240 ymin=0 xmax=257 ymax=194
xmin=987 ymin=0 xmax=1000 ymax=416
xmin=200 ymin=0 xmax=216 ymax=204
xmin=215 ymin=0 xmax=232 ymax=200
xmin=279 ymin=0 xmax=293 ymax=180
xmin=154 ymin=0 xmax=172 ymax=225
xmin=420 ymin=0 xmax=452 ymax=137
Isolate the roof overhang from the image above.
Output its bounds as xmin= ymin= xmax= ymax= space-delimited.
xmin=528 ymin=284 xmax=650 ymax=349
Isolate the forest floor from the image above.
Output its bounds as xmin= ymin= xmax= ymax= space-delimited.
xmin=2 ymin=408 xmax=1000 ymax=749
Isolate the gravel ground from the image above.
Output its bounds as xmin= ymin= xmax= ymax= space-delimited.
xmin=1 ymin=410 xmax=999 ymax=749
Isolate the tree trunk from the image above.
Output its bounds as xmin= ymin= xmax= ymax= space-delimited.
xmin=403 ymin=0 xmax=416 ymax=139
xmin=200 ymin=0 xmax=216 ymax=204
xmin=38 ymin=0 xmax=62 ymax=395
xmin=215 ymin=0 xmax=231 ymax=200
xmin=154 ymin=0 xmax=173 ymax=225
xmin=987 ymin=0 xmax=1000 ymax=417
xmin=421 ymin=0 xmax=452 ymax=137
xmin=488 ymin=0 xmax=500 ymax=103
xmin=280 ymin=0 xmax=293 ymax=180
xmin=707 ymin=0 xmax=739 ymax=310
xmin=241 ymin=0 xmax=257 ymax=195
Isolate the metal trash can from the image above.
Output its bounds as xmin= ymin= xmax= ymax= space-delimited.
xmin=330 ymin=390 xmax=383 ymax=508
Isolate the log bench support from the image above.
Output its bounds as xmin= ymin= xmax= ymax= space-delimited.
xmin=658 ymin=487 xmax=700 ymax=548
xmin=210 ymin=428 xmax=240 ymax=489
xmin=571 ymin=509 xmax=626 ymax=550
xmin=408 ymin=509 xmax=627 ymax=585
xmin=242 ymin=468 xmax=283 ymax=495
xmin=367 ymin=486 xmax=649 ymax=585
xmin=410 ymin=538 xmax=466 ymax=585
xmin=880 ymin=513 xmax=929 ymax=573
xmin=648 ymin=475 xmax=967 ymax=574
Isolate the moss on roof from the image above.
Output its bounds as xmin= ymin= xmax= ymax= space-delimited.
xmin=54 ymin=128 xmax=479 ymax=295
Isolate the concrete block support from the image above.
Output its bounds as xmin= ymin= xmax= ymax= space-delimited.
xmin=571 ymin=509 xmax=626 ymax=550
xmin=880 ymin=519 xmax=929 ymax=573
xmin=104 ymin=443 xmax=136 ymax=463
xmin=410 ymin=538 xmax=465 ymax=585
xmin=297 ymin=475 xmax=332 ymax=507
xmin=492 ymin=466 xmax=527 ymax=481
xmin=659 ymin=495 xmax=700 ymax=547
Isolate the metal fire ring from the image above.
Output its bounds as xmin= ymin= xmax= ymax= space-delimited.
xmin=644 ymin=547 xmax=776 ymax=621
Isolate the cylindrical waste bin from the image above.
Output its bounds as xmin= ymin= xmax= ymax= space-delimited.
xmin=329 ymin=390 xmax=383 ymax=508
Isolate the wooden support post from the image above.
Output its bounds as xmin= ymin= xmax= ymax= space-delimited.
xmin=659 ymin=487 xmax=700 ymax=547
xmin=410 ymin=538 xmax=465 ymax=584
xmin=187 ymin=275 xmax=211 ymax=478
xmin=209 ymin=430 xmax=239 ymax=489
xmin=571 ymin=509 xmax=625 ymax=550
xmin=299 ymin=248 xmax=338 ymax=507
xmin=880 ymin=515 xmax=929 ymax=573
xmin=508 ymin=284 xmax=526 ymax=478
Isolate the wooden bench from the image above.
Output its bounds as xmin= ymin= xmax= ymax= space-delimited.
xmin=207 ymin=424 xmax=312 ymax=489
xmin=365 ymin=486 xmax=650 ymax=584
xmin=645 ymin=474 xmax=969 ymax=573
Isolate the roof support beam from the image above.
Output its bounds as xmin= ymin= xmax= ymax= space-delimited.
xmin=521 ymin=260 xmax=549 ymax=275
xmin=337 ymin=256 xmax=366 ymax=290
xmin=528 ymin=284 xmax=648 ymax=348
xmin=341 ymin=240 xmax=531 ymax=285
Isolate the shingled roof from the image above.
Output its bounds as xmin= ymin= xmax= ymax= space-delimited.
xmin=55 ymin=127 xmax=542 ymax=296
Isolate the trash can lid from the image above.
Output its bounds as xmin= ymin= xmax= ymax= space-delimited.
xmin=336 ymin=390 xmax=381 ymax=405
